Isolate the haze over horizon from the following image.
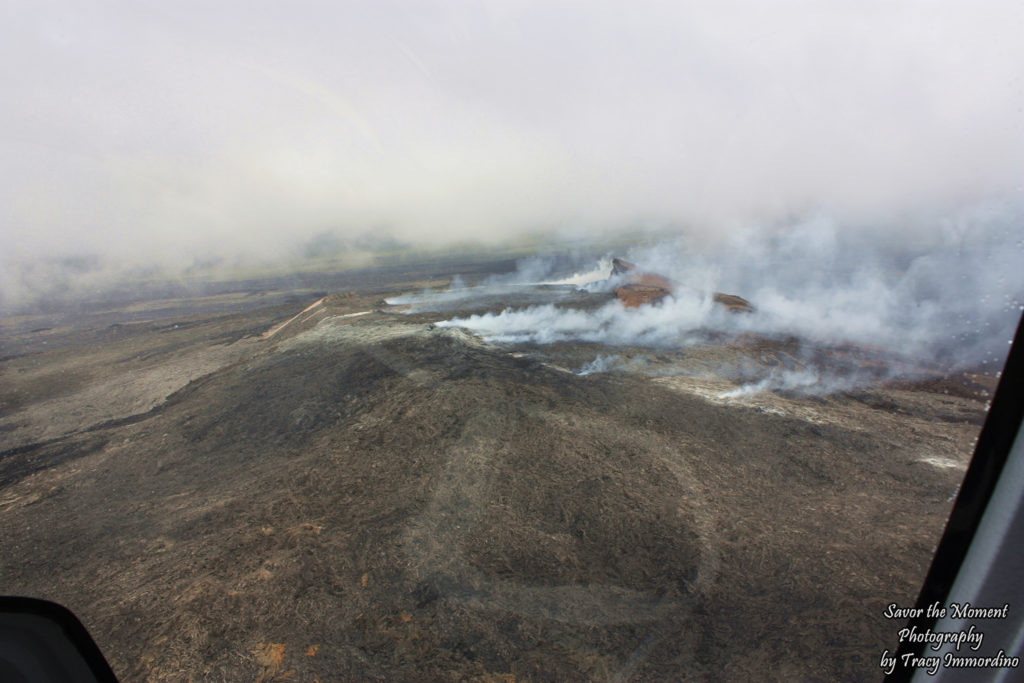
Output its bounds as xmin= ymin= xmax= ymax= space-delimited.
xmin=2 ymin=1 xmax=1023 ymax=308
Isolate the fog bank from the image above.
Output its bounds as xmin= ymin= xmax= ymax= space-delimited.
xmin=3 ymin=1 xmax=1022 ymax=310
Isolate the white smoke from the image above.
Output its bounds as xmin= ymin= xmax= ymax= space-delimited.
xmin=539 ymin=257 xmax=615 ymax=287
xmin=718 ymin=369 xmax=827 ymax=398
xmin=575 ymin=354 xmax=622 ymax=376
xmin=385 ymin=251 xmax=616 ymax=312
xmin=439 ymin=202 xmax=1024 ymax=375
xmin=437 ymin=291 xmax=716 ymax=346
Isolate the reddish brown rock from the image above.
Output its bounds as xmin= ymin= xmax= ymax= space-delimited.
xmin=610 ymin=258 xmax=754 ymax=312
xmin=713 ymin=293 xmax=755 ymax=313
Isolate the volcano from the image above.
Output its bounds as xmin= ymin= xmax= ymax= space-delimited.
xmin=0 ymin=257 xmax=993 ymax=681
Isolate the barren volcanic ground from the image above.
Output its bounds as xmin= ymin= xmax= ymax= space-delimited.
xmin=0 ymin=260 xmax=994 ymax=681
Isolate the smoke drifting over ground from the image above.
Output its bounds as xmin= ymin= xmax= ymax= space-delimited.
xmin=2 ymin=1 xmax=1023 ymax=311
xmin=437 ymin=202 xmax=1023 ymax=380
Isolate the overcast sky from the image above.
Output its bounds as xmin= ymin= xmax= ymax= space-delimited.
xmin=2 ymin=0 xmax=1023 ymax=271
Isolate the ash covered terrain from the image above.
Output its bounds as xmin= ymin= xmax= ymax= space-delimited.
xmin=0 ymin=251 xmax=1004 ymax=681
xmin=4 ymin=2 xmax=1024 ymax=679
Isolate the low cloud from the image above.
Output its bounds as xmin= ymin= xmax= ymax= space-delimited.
xmin=2 ymin=1 xmax=1023 ymax=312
